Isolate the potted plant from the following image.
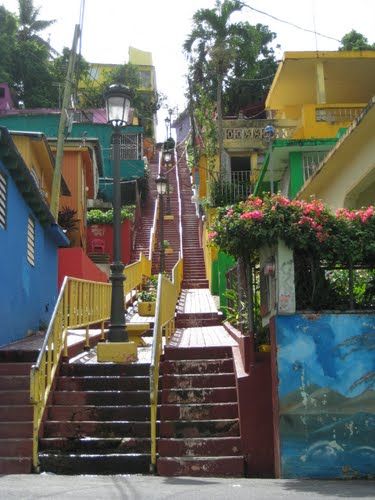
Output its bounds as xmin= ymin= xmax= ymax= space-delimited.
xmin=138 ymin=276 xmax=157 ymax=316
xmin=163 ymin=240 xmax=173 ymax=254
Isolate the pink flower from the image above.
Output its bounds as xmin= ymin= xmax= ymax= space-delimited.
xmin=247 ymin=197 xmax=263 ymax=207
xmin=208 ymin=231 xmax=218 ymax=240
xmin=240 ymin=210 xmax=264 ymax=221
xmin=226 ymin=208 xmax=234 ymax=217
xmin=272 ymin=194 xmax=290 ymax=206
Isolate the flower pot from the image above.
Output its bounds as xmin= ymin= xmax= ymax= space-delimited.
xmin=258 ymin=344 xmax=271 ymax=353
xmin=165 ymin=248 xmax=174 ymax=254
xmin=138 ymin=301 xmax=156 ymax=316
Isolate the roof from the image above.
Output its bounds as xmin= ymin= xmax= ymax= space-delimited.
xmin=266 ymin=51 xmax=375 ymax=108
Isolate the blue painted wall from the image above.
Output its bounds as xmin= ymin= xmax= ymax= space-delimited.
xmin=275 ymin=314 xmax=375 ymax=478
xmin=0 ymin=161 xmax=58 ymax=346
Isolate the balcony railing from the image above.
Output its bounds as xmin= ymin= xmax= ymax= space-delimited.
xmin=315 ymin=107 xmax=364 ymax=123
xmin=302 ymin=151 xmax=328 ymax=182
xmin=209 ymin=170 xmax=252 ymax=206
xmin=223 ymin=119 xmax=296 ymax=146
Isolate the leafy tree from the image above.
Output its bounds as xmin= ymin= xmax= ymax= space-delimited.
xmin=339 ymin=30 xmax=375 ymax=51
xmin=0 ymin=6 xmax=18 ymax=85
xmin=184 ymin=0 xmax=277 ymax=172
xmin=184 ymin=0 xmax=246 ymax=172
xmin=17 ymin=0 xmax=56 ymax=49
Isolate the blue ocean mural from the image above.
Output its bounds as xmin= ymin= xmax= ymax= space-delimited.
xmin=275 ymin=314 xmax=375 ymax=478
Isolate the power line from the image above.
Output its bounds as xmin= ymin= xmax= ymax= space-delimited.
xmin=242 ymin=2 xmax=341 ymax=43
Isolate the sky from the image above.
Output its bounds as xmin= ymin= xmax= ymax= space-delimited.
xmin=1 ymin=0 xmax=375 ymax=140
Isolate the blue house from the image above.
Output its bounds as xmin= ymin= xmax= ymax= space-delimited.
xmin=0 ymin=127 xmax=69 ymax=346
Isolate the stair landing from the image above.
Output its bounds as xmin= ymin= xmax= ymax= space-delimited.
xmin=169 ymin=326 xmax=237 ymax=348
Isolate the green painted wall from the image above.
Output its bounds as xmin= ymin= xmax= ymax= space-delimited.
xmin=211 ymin=258 xmax=219 ymax=295
xmin=289 ymin=152 xmax=304 ymax=199
xmin=0 ymin=114 xmax=145 ymax=201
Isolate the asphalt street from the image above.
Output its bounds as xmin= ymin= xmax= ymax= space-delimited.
xmin=0 ymin=475 xmax=374 ymax=499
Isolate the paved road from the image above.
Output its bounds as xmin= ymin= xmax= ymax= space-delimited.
xmin=0 ymin=475 xmax=374 ymax=499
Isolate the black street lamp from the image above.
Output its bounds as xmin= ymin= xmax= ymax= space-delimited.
xmin=104 ymin=84 xmax=132 ymax=342
xmin=155 ymin=175 xmax=167 ymax=273
xmin=164 ymin=116 xmax=171 ymax=138
xmin=162 ymin=150 xmax=173 ymax=215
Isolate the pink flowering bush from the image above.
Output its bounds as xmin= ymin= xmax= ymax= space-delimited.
xmin=210 ymin=194 xmax=375 ymax=267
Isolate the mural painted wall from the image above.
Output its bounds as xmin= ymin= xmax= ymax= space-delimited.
xmin=274 ymin=314 xmax=375 ymax=478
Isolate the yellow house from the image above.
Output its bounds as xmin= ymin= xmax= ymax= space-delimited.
xmin=297 ymin=96 xmax=375 ymax=210
xmin=255 ymin=50 xmax=375 ymax=197
xmin=10 ymin=131 xmax=70 ymax=206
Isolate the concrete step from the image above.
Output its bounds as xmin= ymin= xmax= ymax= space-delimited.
xmin=43 ymin=420 xmax=152 ymax=438
xmin=0 ymin=422 xmax=32 ymax=438
xmin=160 ymin=419 xmax=240 ymax=439
xmin=53 ymin=390 xmax=151 ymax=406
xmin=0 ymin=363 xmax=32 ymax=375
xmin=182 ymin=280 xmax=209 ymax=289
xmin=0 ymin=390 xmax=30 ymax=405
xmin=59 ymin=363 xmax=150 ymax=377
xmin=164 ymin=346 xmax=232 ymax=360
xmin=0 ymin=376 xmax=31 ymax=390
xmin=0 ymin=405 xmax=33 ymax=421
xmin=157 ymin=456 xmax=244 ymax=477
xmin=0 ymin=457 xmax=32 ymax=474
xmin=39 ymin=453 xmax=151 ymax=475
xmin=0 ymin=350 xmax=38 ymax=362
xmin=160 ymin=402 xmax=238 ymax=420
xmin=158 ymin=437 xmax=242 ymax=457
xmin=162 ymin=387 xmax=237 ymax=405
xmin=56 ymin=376 xmax=149 ymax=391
xmin=47 ymin=405 xmax=152 ymax=421
xmin=39 ymin=437 xmax=151 ymax=454
xmin=0 ymin=438 xmax=32 ymax=457
xmin=162 ymin=373 xmax=235 ymax=389
xmin=162 ymin=358 xmax=234 ymax=375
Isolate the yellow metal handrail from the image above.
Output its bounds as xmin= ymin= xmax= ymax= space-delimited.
xmin=150 ymin=258 xmax=183 ymax=472
xmin=29 ymin=253 xmax=151 ymax=470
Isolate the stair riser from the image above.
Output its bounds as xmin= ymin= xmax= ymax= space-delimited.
xmin=0 ymin=392 xmax=30 ymax=405
xmin=0 ymin=376 xmax=32 ymax=390
xmin=158 ymin=437 xmax=242 ymax=457
xmin=165 ymin=347 xmax=232 ymax=360
xmin=162 ymin=359 xmax=234 ymax=374
xmin=161 ymin=404 xmax=238 ymax=420
xmin=59 ymin=363 xmax=150 ymax=377
xmin=0 ymin=406 xmax=33 ymax=421
xmin=43 ymin=421 xmax=152 ymax=438
xmin=0 ymin=363 xmax=32 ymax=376
xmin=39 ymin=454 xmax=150 ymax=475
xmin=157 ymin=456 xmax=244 ymax=477
xmin=175 ymin=319 xmax=222 ymax=328
xmin=160 ymin=420 xmax=239 ymax=439
xmin=162 ymin=388 xmax=237 ymax=404
xmin=163 ymin=374 xmax=235 ymax=389
xmin=0 ymin=422 xmax=32 ymax=438
xmin=48 ymin=406 xmax=151 ymax=421
xmin=53 ymin=392 xmax=150 ymax=406
xmin=0 ymin=458 xmax=32 ymax=474
xmin=0 ymin=439 xmax=32 ymax=457
xmin=39 ymin=437 xmax=151 ymax=454
xmin=56 ymin=377 xmax=149 ymax=391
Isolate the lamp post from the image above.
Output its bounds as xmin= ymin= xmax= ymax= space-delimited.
xmin=164 ymin=116 xmax=171 ymax=138
xmin=162 ymin=150 xmax=173 ymax=215
xmin=104 ymin=84 xmax=132 ymax=343
xmin=155 ymin=175 xmax=167 ymax=273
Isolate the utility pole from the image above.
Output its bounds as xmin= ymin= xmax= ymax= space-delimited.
xmin=50 ymin=24 xmax=81 ymax=219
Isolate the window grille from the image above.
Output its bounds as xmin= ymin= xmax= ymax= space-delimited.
xmin=303 ymin=151 xmax=327 ymax=182
xmin=110 ymin=134 xmax=143 ymax=160
xmin=27 ymin=216 xmax=35 ymax=266
xmin=0 ymin=170 xmax=7 ymax=229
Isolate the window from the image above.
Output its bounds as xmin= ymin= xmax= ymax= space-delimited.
xmin=302 ymin=151 xmax=327 ymax=182
xmin=27 ymin=216 xmax=35 ymax=266
xmin=0 ymin=170 xmax=7 ymax=229
xmin=110 ymin=133 xmax=143 ymax=160
xmin=139 ymin=70 xmax=151 ymax=89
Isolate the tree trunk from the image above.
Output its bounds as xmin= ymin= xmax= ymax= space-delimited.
xmin=216 ymin=73 xmax=224 ymax=175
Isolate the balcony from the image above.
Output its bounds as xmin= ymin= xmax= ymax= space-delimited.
xmin=209 ymin=170 xmax=252 ymax=206
xmin=223 ymin=119 xmax=296 ymax=151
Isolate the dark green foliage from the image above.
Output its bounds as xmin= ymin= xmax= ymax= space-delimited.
xmin=58 ymin=206 xmax=79 ymax=232
xmin=339 ymin=30 xmax=375 ymax=51
xmin=87 ymin=206 xmax=135 ymax=225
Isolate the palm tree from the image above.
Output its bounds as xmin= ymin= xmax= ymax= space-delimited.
xmin=184 ymin=0 xmax=245 ymax=173
xmin=17 ymin=0 xmax=55 ymax=49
